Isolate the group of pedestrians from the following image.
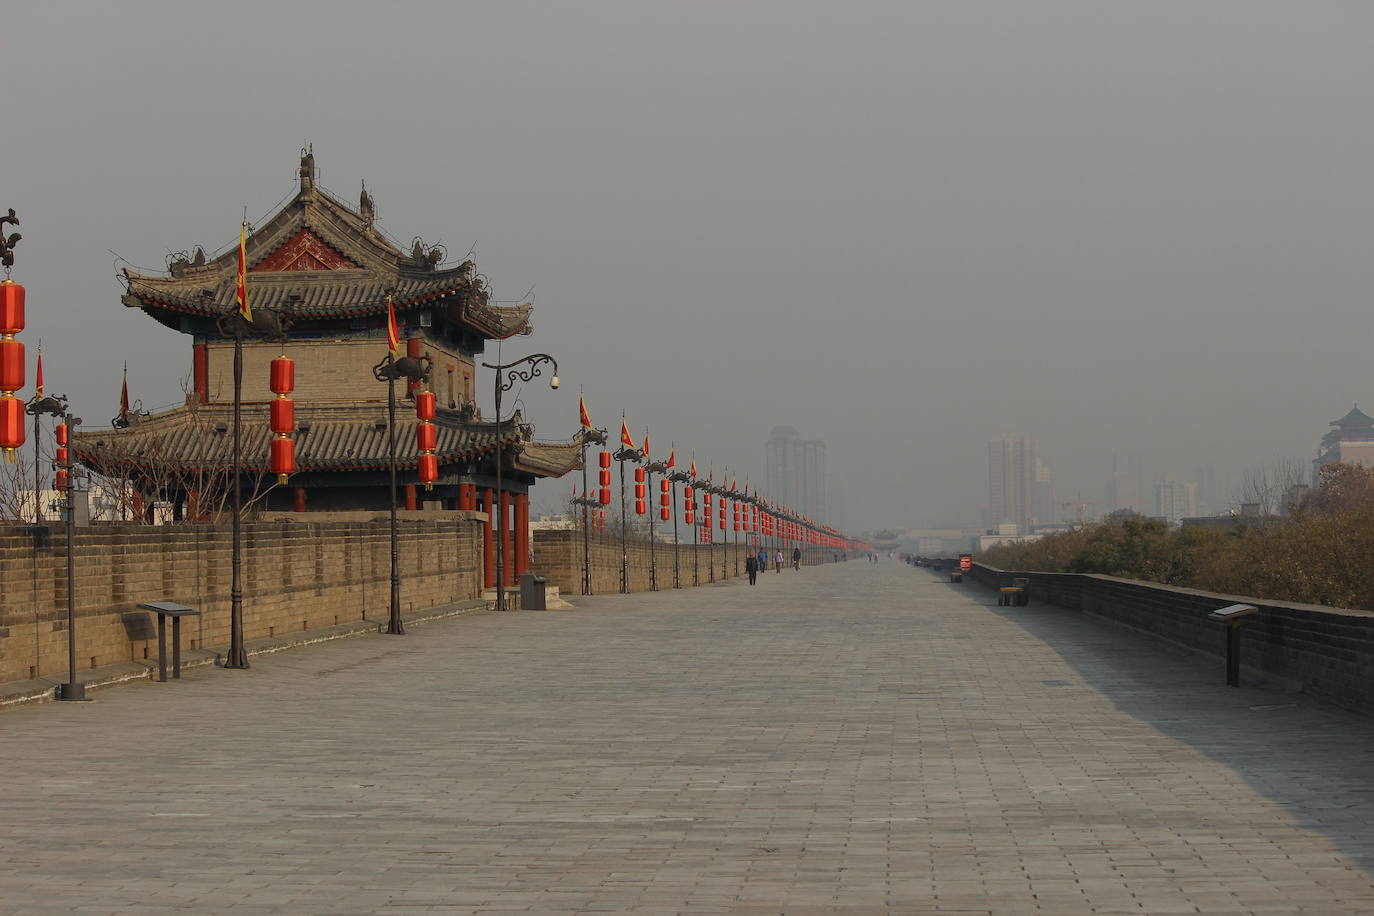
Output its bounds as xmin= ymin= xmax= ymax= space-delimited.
xmin=745 ymin=546 xmax=802 ymax=585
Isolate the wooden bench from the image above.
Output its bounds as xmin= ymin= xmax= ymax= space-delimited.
xmin=998 ymin=578 xmax=1030 ymax=607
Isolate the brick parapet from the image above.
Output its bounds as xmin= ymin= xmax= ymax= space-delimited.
xmin=0 ymin=517 xmax=483 ymax=683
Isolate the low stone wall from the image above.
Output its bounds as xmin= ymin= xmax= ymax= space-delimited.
xmin=533 ymin=528 xmax=838 ymax=595
xmin=0 ymin=514 xmax=484 ymax=684
xmin=970 ymin=562 xmax=1374 ymax=715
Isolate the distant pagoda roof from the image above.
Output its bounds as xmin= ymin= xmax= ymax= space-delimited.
xmin=121 ymin=148 xmax=532 ymax=340
xmin=72 ymin=403 xmax=583 ymax=479
xmin=1330 ymin=405 xmax=1374 ymax=430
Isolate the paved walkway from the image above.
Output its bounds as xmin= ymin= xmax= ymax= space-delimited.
xmin=3 ymin=561 xmax=1374 ymax=914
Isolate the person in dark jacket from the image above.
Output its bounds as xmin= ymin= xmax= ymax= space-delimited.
xmin=745 ymin=553 xmax=759 ymax=585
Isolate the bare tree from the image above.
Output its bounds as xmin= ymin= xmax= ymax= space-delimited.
xmin=1237 ymin=454 xmax=1308 ymax=516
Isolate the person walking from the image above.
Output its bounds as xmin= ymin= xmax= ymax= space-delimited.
xmin=745 ymin=553 xmax=758 ymax=585
xmin=792 ymin=546 xmax=801 ymax=570
xmin=774 ymin=550 xmax=783 ymax=573
xmin=757 ymin=548 xmax=768 ymax=576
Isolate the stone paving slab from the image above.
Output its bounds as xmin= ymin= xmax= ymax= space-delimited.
xmin=1 ymin=561 xmax=1373 ymax=913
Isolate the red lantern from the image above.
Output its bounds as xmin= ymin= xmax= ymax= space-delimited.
xmin=635 ymin=481 xmax=645 ymax=500
xmin=270 ymin=436 xmax=296 ymax=480
xmin=0 ymin=337 xmax=23 ymax=392
xmin=660 ymin=490 xmax=670 ymax=508
xmin=599 ymin=468 xmax=611 ymax=488
xmin=269 ymin=355 xmax=295 ymax=395
xmin=635 ymin=499 xmax=646 ymax=515
xmin=415 ymin=390 xmax=436 ymax=421
xmin=660 ymin=507 xmax=670 ymax=522
xmin=0 ymin=281 xmax=24 ymax=335
xmin=418 ymin=452 xmax=439 ymax=485
xmin=660 ymin=479 xmax=669 ymax=494
xmin=416 ymin=422 xmax=437 ymax=452
xmin=55 ymin=422 xmax=68 ymax=446
xmin=685 ymin=508 xmax=695 ymax=525
xmin=599 ymin=487 xmax=611 ymax=505
xmin=56 ymin=446 xmax=68 ymax=465
xmin=0 ymin=395 xmax=22 ymax=456
xmin=270 ymin=398 xmax=295 ymax=434
xmin=55 ymin=468 xmax=69 ymax=491
xmin=684 ymin=485 xmax=693 ymax=500
xmin=599 ymin=450 xmax=611 ymax=469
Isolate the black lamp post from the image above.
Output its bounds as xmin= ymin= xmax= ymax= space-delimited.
xmin=214 ymin=306 xmax=290 ymax=668
xmin=613 ymin=439 xmax=643 ymax=593
xmin=54 ymin=410 xmax=87 ymax=702
xmin=667 ymin=466 xmax=690 ymax=588
xmin=574 ymin=426 xmax=608 ymax=595
xmin=481 ymin=353 xmax=559 ymax=612
xmin=26 ymin=393 xmax=66 ymax=523
xmin=643 ymin=454 xmax=670 ymax=591
xmin=372 ymin=349 xmax=432 ymax=635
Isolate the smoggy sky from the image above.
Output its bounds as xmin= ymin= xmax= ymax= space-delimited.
xmin=6 ymin=1 xmax=1372 ymax=530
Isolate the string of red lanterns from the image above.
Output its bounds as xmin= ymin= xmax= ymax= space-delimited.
xmin=268 ymin=354 xmax=296 ymax=484
xmin=0 ymin=280 xmax=25 ymax=460
xmin=415 ymin=388 xmax=438 ymax=490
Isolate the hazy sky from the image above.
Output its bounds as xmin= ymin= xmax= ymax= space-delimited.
xmin=6 ymin=1 xmax=1372 ymax=529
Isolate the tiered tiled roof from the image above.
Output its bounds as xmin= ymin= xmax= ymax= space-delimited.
xmin=121 ymin=151 xmax=531 ymax=339
xmin=72 ymin=404 xmax=581 ymax=478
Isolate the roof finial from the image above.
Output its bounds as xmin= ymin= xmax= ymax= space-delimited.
xmin=360 ymin=179 xmax=374 ymax=225
xmin=299 ymin=143 xmax=316 ymax=191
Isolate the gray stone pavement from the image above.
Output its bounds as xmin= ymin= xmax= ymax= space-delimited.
xmin=3 ymin=560 xmax=1374 ymax=914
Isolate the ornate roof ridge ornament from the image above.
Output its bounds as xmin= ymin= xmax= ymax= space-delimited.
xmin=0 ymin=208 xmax=19 ymax=274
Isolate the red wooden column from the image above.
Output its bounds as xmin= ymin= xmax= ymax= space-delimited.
xmin=293 ymin=487 xmax=307 ymax=512
xmin=500 ymin=490 xmax=514 ymax=586
xmin=482 ymin=487 xmax=495 ymax=589
xmin=404 ymin=484 xmax=418 ymax=511
xmin=192 ymin=343 xmax=209 ymax=405
xmin=514 ymin=493 xmax=530 ymax=577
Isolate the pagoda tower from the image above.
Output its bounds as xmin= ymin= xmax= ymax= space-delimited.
xmin=74 ymin=150 xmax=580 ymax=584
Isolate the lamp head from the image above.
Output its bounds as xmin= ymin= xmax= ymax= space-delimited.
xmin=550 ymin=375 xmax=560 ymax=390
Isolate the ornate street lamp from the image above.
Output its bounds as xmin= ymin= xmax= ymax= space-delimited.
xmin=373 ymin=349 xmax=432 ymax=635
xmin=215 ymin=306 xmax=289 ymax=668
xmin=26 ymin=392 xmax=66 ymax=523
xmin=575 ymin=425 xmax=607 ymax=595
xmin=643 ymin=453 xmax=671 ymax=591
xmin=667 ymin=465 xmax=691 ymax=589
xmin=613 ymin=439 xmax=643 ymax=593
xmin=54 ymin=410 xmax=88 ymax=701
xmin=481 ymin=353 xmax=559 ymax=611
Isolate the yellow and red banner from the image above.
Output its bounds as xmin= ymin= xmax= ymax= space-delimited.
xmin=579 ymin=395 xmax=592 ymax=429
xmin=619 ymin=419 xmax=636 ymax=450
xmin=34 ymin=348 xmax=42 ymax=399
xmin=386 ymin=295 xmax=401 ymax=355
xmin=236 ymin=223 xmax=252 ymax=322
xmin=666 ymin=449 xmax=676 ymax=470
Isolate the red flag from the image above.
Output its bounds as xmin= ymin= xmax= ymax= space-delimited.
xmin=34 ymin=348 xmax=42 ymax=399
xmin=236 ymin=223 xmax=252 ymax=322
xmin=666 ymin=449 xmax=676 ymax=470
xmin=579 ymin=394 xmax=592 ymax=429
xmin=689 ymin=459 xmax=697 ymax=477
xmin=619 ymin=419 xmax=636 ymax=450
xmin=386 ymin=295 xmax=401 ymax=354
xmin=642 ymin=433 xmax=650 ymax=461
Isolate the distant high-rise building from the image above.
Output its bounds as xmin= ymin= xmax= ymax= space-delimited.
xmin=1154 ymin=475 xmax=1198 ymax=525
xmin=988 ymin=435 xmax=1034 ymax=534
xmin=765 ymin=426 xmax=827 ymax=520
xmin=1106 ymin=454 xmax=1143 ymax=515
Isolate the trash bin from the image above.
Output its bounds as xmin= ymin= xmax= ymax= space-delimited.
xmin=520 ymin=573 xmax=548 ymax=611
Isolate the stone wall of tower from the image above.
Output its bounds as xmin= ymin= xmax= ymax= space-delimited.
xmin=203 ymin=337 xmax=477 ymax=407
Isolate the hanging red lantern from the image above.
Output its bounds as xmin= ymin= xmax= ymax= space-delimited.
xmin=599 ymin=487 xmax=611 ymax=505
xmin=635 ymin=499 xmax=646 ymax=515
xmin=416 ymin=421 xmax=437 ymax=452
xmin=270 ymin=436 xmax=296 ymax=480
xmin=55 ymin=422 xmax=68 ymax=446
xmin=55 ymin=468 xmax=69 ymax=491
xmin=269 ymin=355 xmax=295 ymax=395
xmin=0 ymin=395 xmax=22 ymax=457
xmin=660 ymin=507 xmax=670 ymax=522
xmin=415 ymin=389 xmax=436 ymax=421
xmin=0 ymin=338 xmax=23 ymax=391
xmin=0 ymin=281 xmax=24 ymax=335
xmin=599 ymin=450 xmax=611 ymax=469
xmin=660 ymin=489 xmax=670 ymax=509
xmin=418 ymin=452 xmax=439 ymax=486
xmin=55 ymin=446 xmax=68 ymax=466
xmin=269 ymin=398 xmax=295 ymax=434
